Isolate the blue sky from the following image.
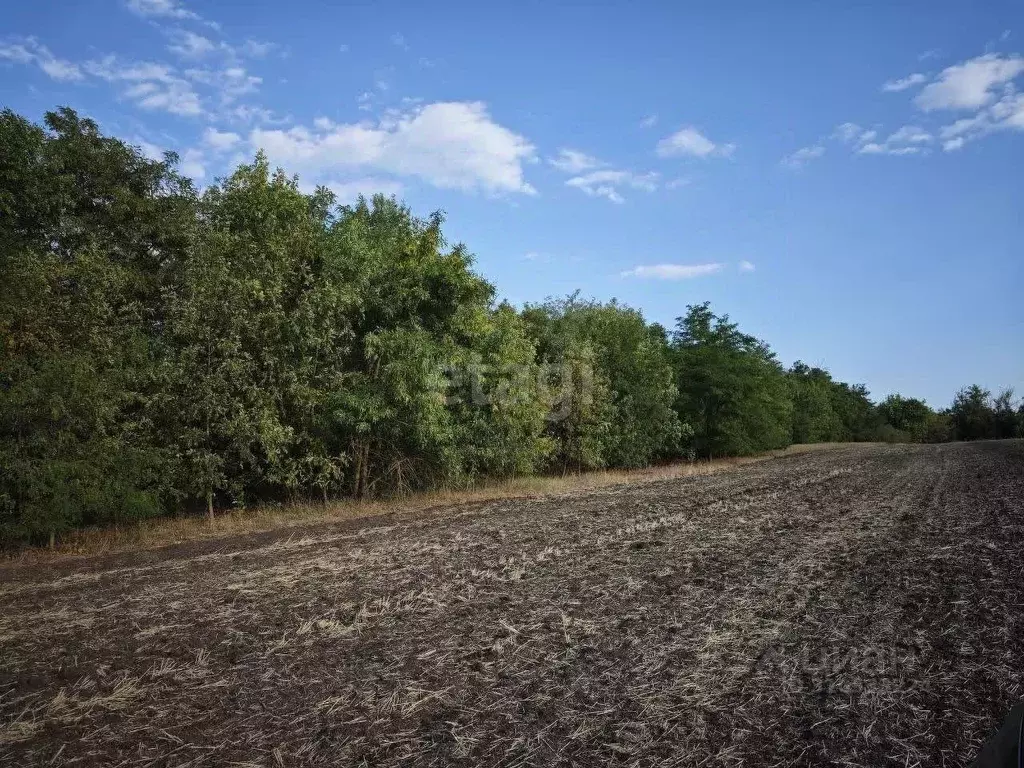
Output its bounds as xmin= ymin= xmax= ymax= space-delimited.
xmin=2 ymin=1 xmax=1022 ymax=407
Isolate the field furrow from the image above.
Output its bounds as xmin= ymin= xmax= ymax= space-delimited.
xmin=1 ymin=441 xmax=1022 ymax=767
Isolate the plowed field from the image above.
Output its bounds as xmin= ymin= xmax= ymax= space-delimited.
xmin=2 ymin=441 xmax=1022 ymax=766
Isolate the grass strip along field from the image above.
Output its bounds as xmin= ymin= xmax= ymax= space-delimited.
xmin=1 ymin=440 xmax=1022 ymax=766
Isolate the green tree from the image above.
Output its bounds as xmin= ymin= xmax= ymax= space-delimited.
xmin=164 ymin=156 xmax=321 ymax=515
xmin=878 ymin=394 xmax=933 ymax=442
xmin=523 ymin=296 xmax=682 ymax=469
xmin=328 ymin=197 xmax=550 ymax=496
xmin=0 ymin=108 xmax=193 ymax=542
xmin=829 ymin=382 xmax=882 ymax=442
xmin=991 ymin=389 xmax=1020 ymax=439
xmin=671 ymin=303 xmax=791 ymax=457
xmin=950 ymin=385 xmax=994 ymax=441
xmin=789 ymin=362 xmax=841 ymax=443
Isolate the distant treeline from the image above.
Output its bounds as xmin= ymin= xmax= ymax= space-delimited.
xmin=2 ymin=108 xmax=1021 ymax=544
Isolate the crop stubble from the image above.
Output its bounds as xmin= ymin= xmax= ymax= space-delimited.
xmin=1 ymin=441 xmax=1022 ymax=766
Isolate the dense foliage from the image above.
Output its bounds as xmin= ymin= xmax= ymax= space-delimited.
xmin=1 ymin=109 xmax=1020 ymax=543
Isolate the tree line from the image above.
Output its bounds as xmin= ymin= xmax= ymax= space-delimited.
xmin=1 ymin=108 xmax=1021 ymax=544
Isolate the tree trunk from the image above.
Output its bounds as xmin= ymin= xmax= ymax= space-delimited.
xmin=356 ymin=444 xmax=370 ymax=499
xmin=206 ymin=488 xmax=214 ymax=522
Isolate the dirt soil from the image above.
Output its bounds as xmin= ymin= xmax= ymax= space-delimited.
xmin=1 ymin=441 xmax=1022 ymax=767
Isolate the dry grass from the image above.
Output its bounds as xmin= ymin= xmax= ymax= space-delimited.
xmin=3 ymin=441 xmax=1018 ymax=767
xmin=8 ymin=443 xmax=842 ymax=562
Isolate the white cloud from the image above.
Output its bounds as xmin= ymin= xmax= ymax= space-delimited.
xmin=0 ymin=37 xmax=83 ymax=81
xmin=132 ymin=80 xmax=202 ymax=115
xmin=832 ymin=52 xmax=1024 ymax=155
xmin=656 ymin=126 xmax=734 ymax=158
xmin=781 ymin=145 xmax=825 ymax=168
xmin=620 ymin=263 xmax=723 ymax=280
xmin=887 ymin=125 xmax=932 ymax=144
xmin=855 ymin=126 xmax=931 ymax=156
xmin=640 ymin=114 xmax=658 ymax=128
xmin=167 ymin=31 xmax=279 ymax=62
xmin=125 ymin=0 xmax=201 ymax=22
xmin=936 ymin=89 xmax=1024 ymax=149
xmin=666 ymin=177 xmax=691 ymax=190
xmin=203 ymin=127 xmax=241 ymax=150
xmin=565 ymin=169 xmax=658 ymax=204
xmin=739 ymin=260 xmax=755 ymax=272
xmin=250 ymin=101 xmax=536 ymax=195
xmin=882 ymin=72 xmax=927 ymax=92
xmin=549 ymin=148 xmax=603 ymax=173
xmin=859 ymin=143 xmax=922 ymax=156
xmin=185 ymin=65 xmax=261 ymax=105
xmin=167 ymin=30 xmax=217 ymax=58
xmin=133 ymin=138 xmax=165 ymax=161
xmin=179 ymin=147 xmax=205 ymax=179
xmin=339 ymin=44 xmax=349 ymax=53
xmin=391 ymin=33 xmax=408 ymax=50
xmin=321 ymin=177 xmax=403 ymax=202
xmin=227 ymin=104 xmax=281 ymax=125
xmin=373 ymin=66 xmax=393 ymax=93
xmin=239 ymin=39 xmax=278 ymax=58
xmin=550 ymin=151 xmax=665 ymax=202
xmin=86 ymin=55 xmax=203 ymax=116
xmin=833 ymin=122 xmax=877 ymax=145
xmin=915 ymin=53 xmax=1024 ymax=111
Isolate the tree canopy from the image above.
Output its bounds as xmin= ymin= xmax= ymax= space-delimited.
xmin=1 ymin=107 xmax=1019 ymax=544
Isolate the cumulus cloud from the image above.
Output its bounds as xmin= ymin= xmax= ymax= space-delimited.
xmin=0 ymin=37 xmax=83 ymax=81
xmin=125 ymin=0 xmax=203 ymax=23
xmin=179 ymin=147 xmax=206 ymax=179
xmin=85 ymin=55 xmax=203 ymax=116
xmin=887 ymin=125 xmax=933 ymax=144
xmin=185 ymin=65 xmax=261 ymax=106
xmin=739 ymin=260 xmax=755 ymax=272
xmin=640 ymin=114 xmax=658 ymax=128
xmin=856 ymin=125 xmax=933 ymax=156
xmin=937 ymin=90 xmax=1024 ymax=149
xmin=781 ymin=145 xmax=825 ymax=168
xmin=915 ymin=53 xmax=1024 ymax=111
xmin=133 ymin=138 xmax=166 ymax=161
xmin=548 ymin=148 xmax=603 ymax=173
xmin=620 ymin=263 xmax=724 ymax=280
xmin=833 ymin=122 xmax=877 ymax=145
xmin=167 ymin=30 xmax=217 ymax=58
xmin=203 ymin=127 xmax=241 ymax=150
xmin=882 ymin=73 xmax=927 ymax=92
xmin=859 ymin=143 xmax=921 ymax=156
xmin=548 ymin=148 xmax=665 ymax=202
xmin=829 ymin=51 xmax=1024 ymax=155
xmin=239 ymin=39 xmax=278 ymax=58
xmin=250 ymin=101 xmax=536 ymax=195
xmin=656 ymin=126 xmax=734 ymax=158
xmin=565 ymin=169 xmax=658 ymax=204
